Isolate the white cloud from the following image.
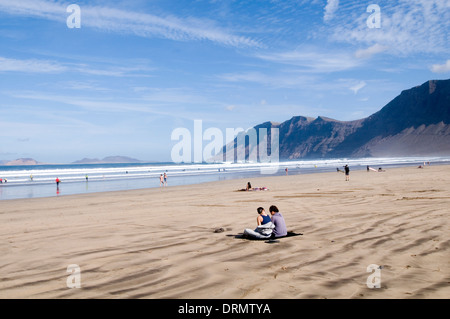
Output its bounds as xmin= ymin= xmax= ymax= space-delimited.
xmin=324 ymin=0 xmax=339 ymax=22
xmin=0 ymin=0 xmax=259 ymax=47
xmin=0 ymin=0 xmax=63 ymax=20
xmin=355 ymin=44 xmax=388 ymax=59
xmin=8 ymin=91 xmax=184 ymax=117
xmin=59 ymin=81 xmax=111 ymax=92
xmin=0 ymin=56 xmax=67 ymax=73
xmin=0 ymin=56 xmax=153 ymax=76
xmin=431 ymin=60 xmax=450 ymax=73
xmin=328 ymin=0 xmax=450 ymax=56
xmin=349 ymin=81 xmax=367 ymax=94
xmin=217 ymin=70 xmax=317 ymax=89
xmin=6 ymin=88 xmax=221 ymax=121
xmin=255 ymin=49 xmax=361 ymax=73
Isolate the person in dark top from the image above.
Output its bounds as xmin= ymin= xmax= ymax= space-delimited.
xmin=344 ymin=165 xmax=350 ymax=181
xmin=256 ymin=207 xmax=271 ymax=226
xmin=243 ymin=207 xmax=274 ymax=239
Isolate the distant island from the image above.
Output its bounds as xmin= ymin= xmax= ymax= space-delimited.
xmin=0 ymin=156 xmax=144 ymax=166
xmin=72 ymin=156 xmax=143 ymax=164
xmin=0 ymin=158 xmax=40 ymax=166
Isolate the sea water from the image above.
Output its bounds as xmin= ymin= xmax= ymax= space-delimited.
xmin=0 ymin=157 xmax=448 ymax=200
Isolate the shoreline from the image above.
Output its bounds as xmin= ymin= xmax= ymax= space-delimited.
xmin=1 ymin=159 xmax=447 ymax=201
xmin=1 ymin=164 xmax=449 ymax=298
xmin=3 ymin=162 xmax=446 ymax=204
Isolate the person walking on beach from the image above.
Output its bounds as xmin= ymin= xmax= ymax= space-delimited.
xmin=164 ymin=172 xmax=168 ymax=186
xmin=285 ymin=167 xmax=288 ymax=175
xmin=269 ymin=205 xmax=287 ymax=238
xmin=344 ymin=165 xmax=350 ymax=181
xmin=159 ymin=174 xmax=164 ymax=187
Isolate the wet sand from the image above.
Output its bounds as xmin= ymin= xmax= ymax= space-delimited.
xmin=0 ymin=165 xmax=449 ymax=298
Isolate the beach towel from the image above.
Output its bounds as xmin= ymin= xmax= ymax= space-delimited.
xmin=236 ymin=231 xmax=303 ymax=240
xmin=237 ymin=187 xmax=269 ymax=192
xmin=234 ymin=231 xmax=303 ymax=241
xmin=243 ymin=221 xmax=275 ymax=239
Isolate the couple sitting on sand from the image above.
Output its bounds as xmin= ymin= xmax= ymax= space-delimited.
xmin=243 ymin=205 xmax=287 ymax=239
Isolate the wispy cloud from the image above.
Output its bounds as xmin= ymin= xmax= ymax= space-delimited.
xmin=0 ymin=0 xmax=259 ymax=47
xmin=0 ymin=55 xmax=153 ymax=77
xmin=431 ymin=60 xmax=450 ymax=73
xmin=72 ymin=64 xmax=153 ymax=77
xmin=225 ymin=104 xmax=236 ymax=111
xmin=57 ymin=81 xmax=111 ymax=92
xmin=5 ymin=89 xmax=220 ymax=121
xmin=8 ymin=91 xmax=173 ymax=115
xmin=324 ymin=0 xmax=339 ymax=22
xmin=0 ymin=56 xmax=67 ymax=73
xmin=327 ymin=0 xmax=450 ymax=56
xmin=217 ymin=71 xmax=316 ymax=88
xmin=355 ymin=44 xmax=388 ymax=59
xmin=0 ymin=0 xmax=63 ymax=19
xmin=349 ymin=81 xmax=367 ymax=94
xmin=255 ymin=48 xmax=361 ymax=73
xmin=133 ymin=87 xmax=211 ymax=105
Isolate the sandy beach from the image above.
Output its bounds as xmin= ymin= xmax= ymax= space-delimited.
xmin=0 ymin=164 xmax=449 ymax=299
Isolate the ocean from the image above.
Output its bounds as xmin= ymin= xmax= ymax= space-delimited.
xmin=1 ymin=157 xmax=449 ymax=200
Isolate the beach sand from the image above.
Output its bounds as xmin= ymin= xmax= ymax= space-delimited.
xmin=0 ymin=165 xmax=449 ymax=299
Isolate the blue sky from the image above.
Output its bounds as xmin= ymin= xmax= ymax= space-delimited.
xmin=0 ymin=0 xmax=449 ymax=163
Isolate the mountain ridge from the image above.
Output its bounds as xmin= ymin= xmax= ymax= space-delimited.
xmin=217 ymin=79 xmax=450 ymax=160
